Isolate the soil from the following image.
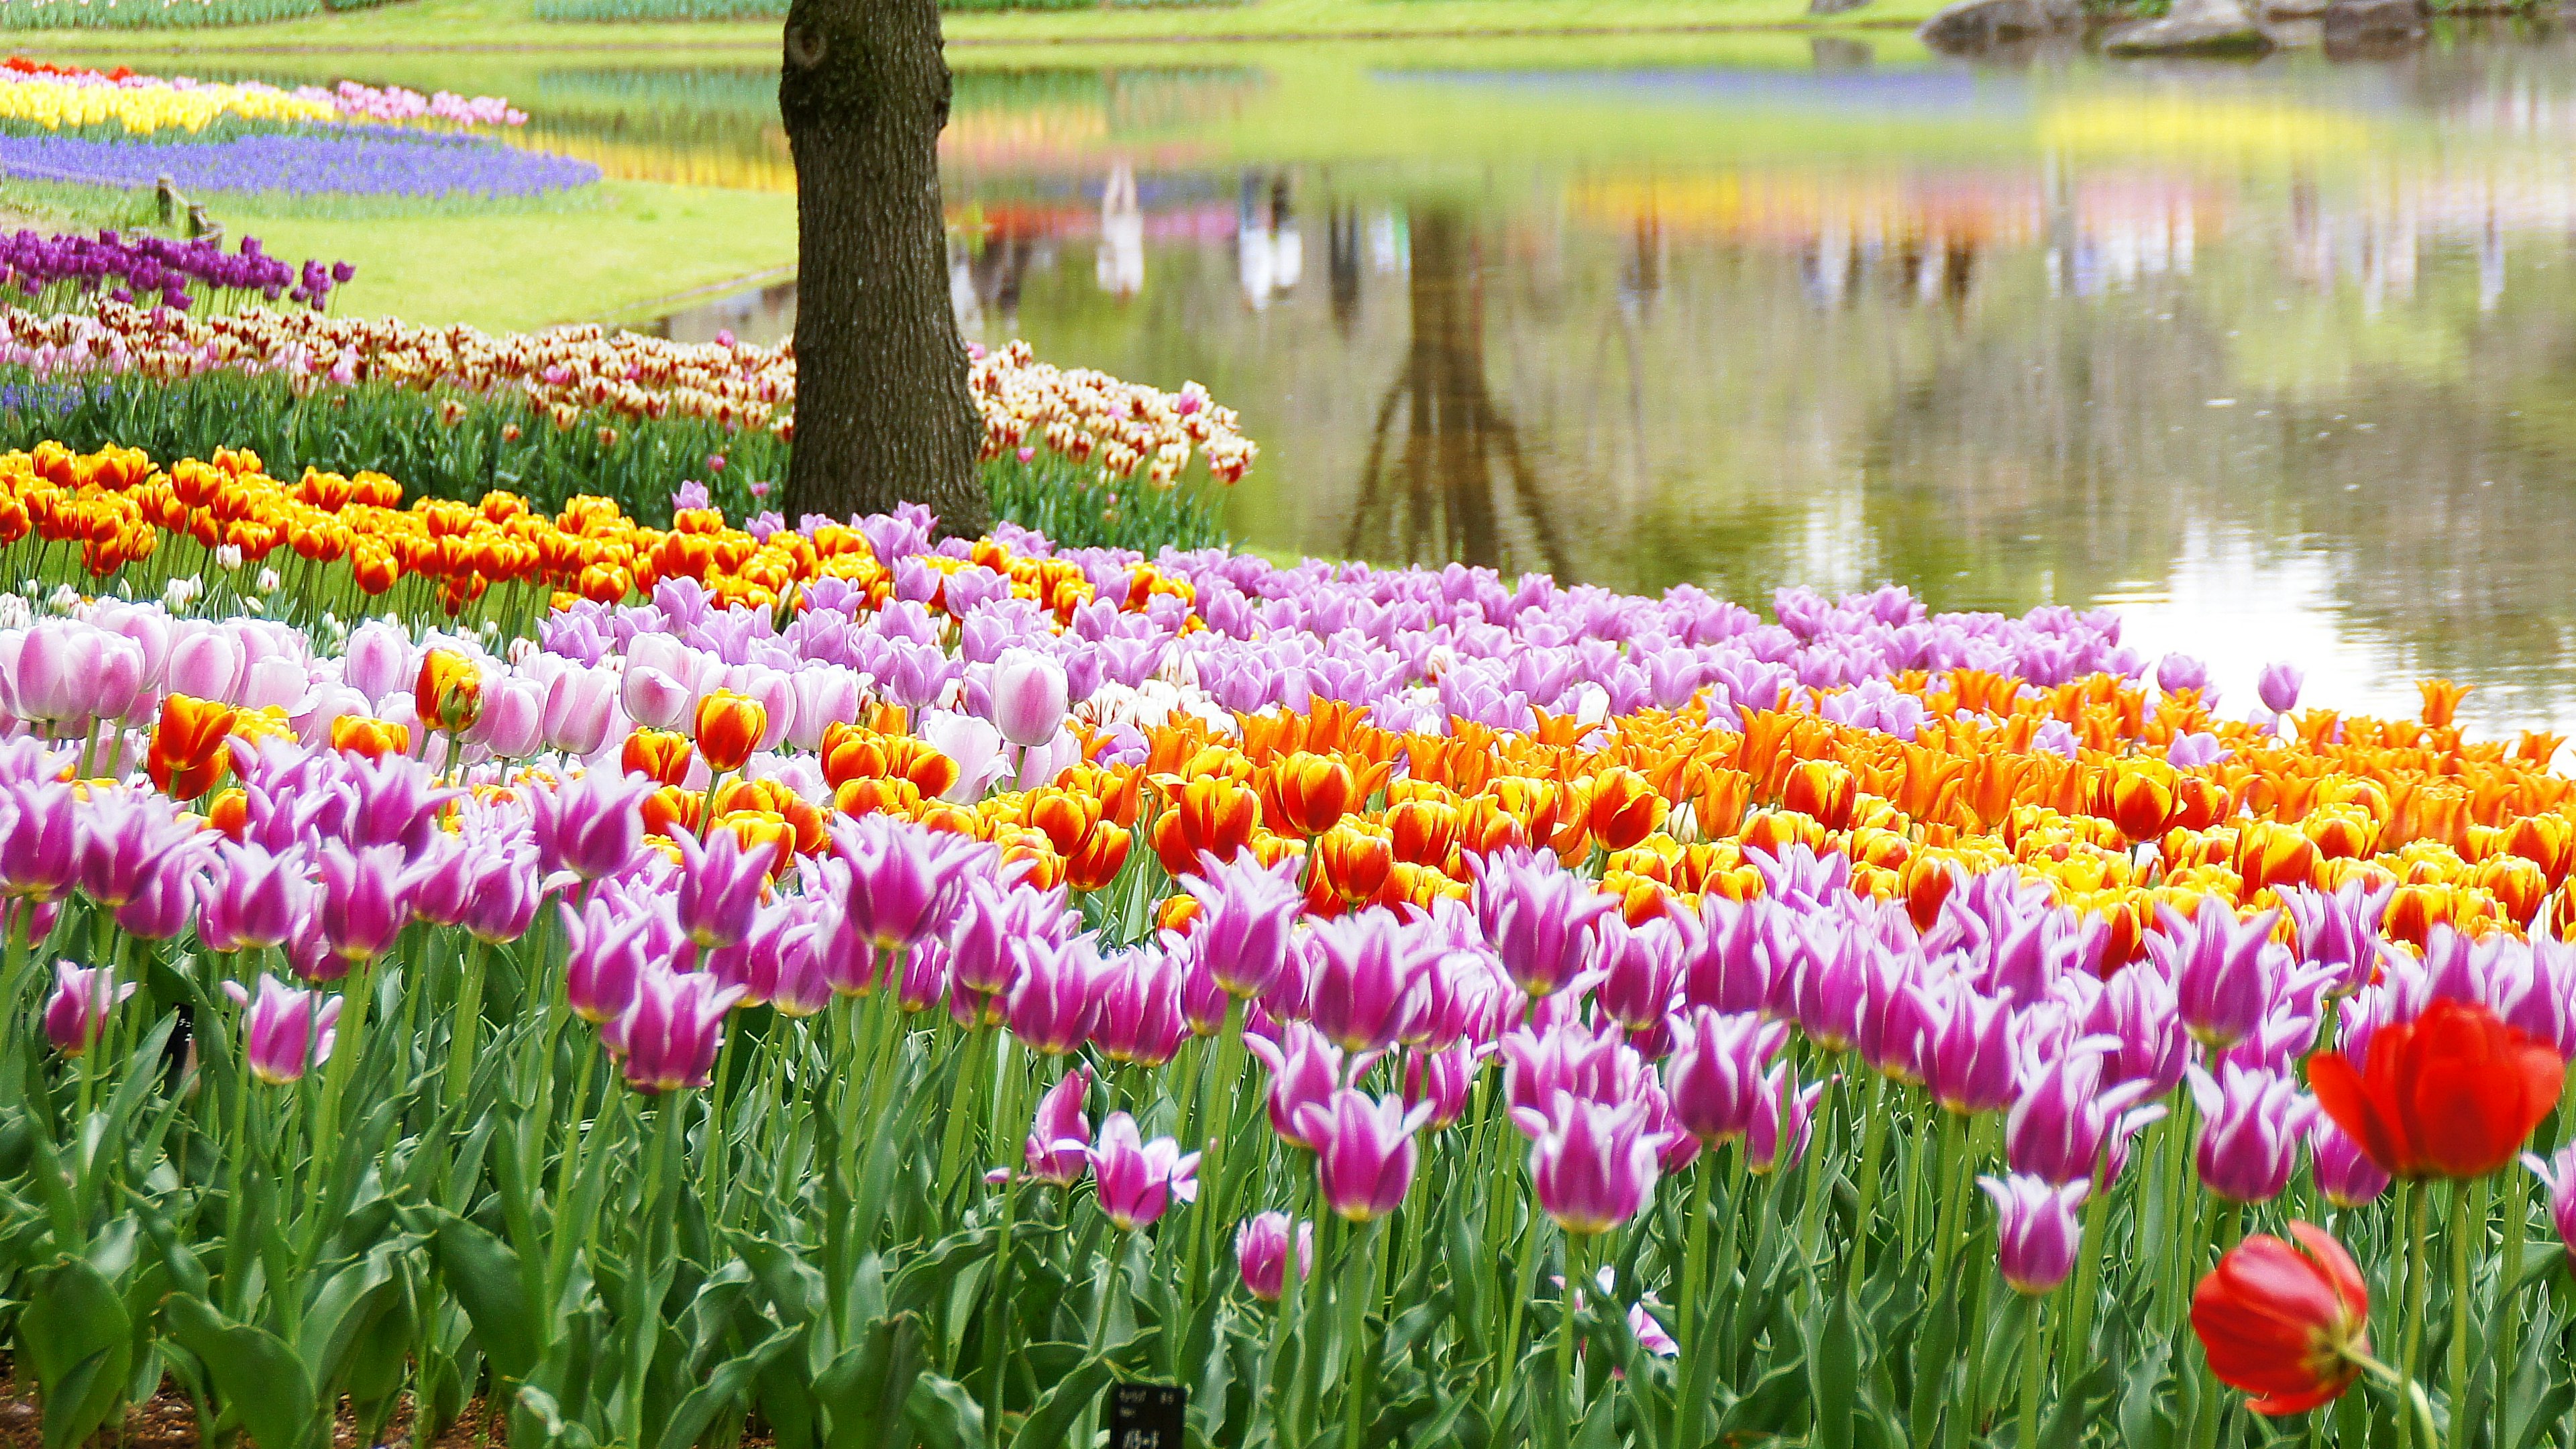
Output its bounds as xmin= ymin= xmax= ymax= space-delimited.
xmin=0 ymin=1376 xmax=513 ymax=1449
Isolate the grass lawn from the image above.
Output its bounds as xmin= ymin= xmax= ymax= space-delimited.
xmin=0 ymin=0 xmax=1941 ymax=53
xmin=237 ymin=180 xmax=794 ymax=331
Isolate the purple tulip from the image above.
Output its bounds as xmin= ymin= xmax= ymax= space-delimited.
xmin=2085 ymin=962 xmax=2187 ymax=1097
xmin=1474 ymin=849 xmax=1615 ymax=999
xmin=1402 ymin=1046 xmax=1479 ymax=1130
xmin=739 ymin=909 xmax=830 ymax=1018
xmin=1595 ymin=914 xmax=1684 ymax=1032
xmin=1025 ymin=1065 xmax=1093 ymax=1185
xmin=1002 ymin=933 xmax=1104 ymax=1055
xmin=0 ymin=777 xmax=80 ymax=901
xmin=2150 ymin=904 xmax=2282 ymax=1051
xmin=1745 ymin=1067 xmax=1824 ymax=1176
xmin=2257 ymin=662 xmax=2304 ymax=716
xmin=531 ymin=769 xmax=649 ymax=882
xmin=1092 ymin=947 xmax=1187 ymax=1067
xmin=314 ymin=841 xmax=412 ymax=972
xmin=1297 ymin=1089 xmax=1430 ymax=1223
xmin=2278 ymin=880 xmax=2391 ymax=1002
xmin=2310 ymin=1117 xmax=2391 ymax=1208
xmin=1236 ymin=1212 xmax=1314 ymax=1302
xmin=1086 ymin=1112 xmax=1200 ymax=1230
xmin=673 ymin=826 xmax=771 ymax=951
xmin=605 ymin=963 xmax=743 ymax=1093
xmin=460 ymin=844 xmax=544 ymax=945
xmin=2006 ymin=1040 xmax=2163 ymax=1187
xmin=223 ymin=975 xmax=341 ymax=1085
xmin=1303 ymin=908 xmax=1435 ymax=1055
xmin=832 ymin=815 xmax=979 ymax=952
xmin=43 ymin=960 xmax=132 ymax=1057
xmin=1979 ymin=1173 xmax=2088 ymax=1295
xmin=1674 ymin=894 xmax=1776 ymax=1018
xmin=1179 ymin=851 xmax=1303 ymax=1000
xmin=562 ymin=896 xmax=653 ymax=1024
xmin=1513 ymin=1089 xmax=1668 ymax=1234
xmin=2187 ymin=1063 xmax=2311 ymax=1204
xmin=2155 ymin=653 xmax=2210 ymax=695
xmin=1921 ymin=983 xmax=2018 ymax=1116
xmin=1664 ymin=1007 xmax=1787 ymax=1145
xmin=2524 ymin=1146 xmax=2576 ymax=1261
xmin=1247 ymin=1020 xmax=1352 ymax=1149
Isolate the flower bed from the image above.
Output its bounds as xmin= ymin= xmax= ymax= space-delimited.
xmin=0 ymin=57 xmax=525 ymax=134
xmin=0 ymin=228 xmax=350 ymax=311
xmin=0 ymin=316 xmax=1253 ymax=543
xmin=0 ymin=127 xmax=602 ymax=200
xmin=0 ymin=446 xmax=2568 ymax=1449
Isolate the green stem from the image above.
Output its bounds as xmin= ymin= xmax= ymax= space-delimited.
xmin=1558 ymin=1230 xmax=1589 ymax=1440
xmin=443 ymin=938 xmax=488 ymax=1111
xmin=1342 ymin=1218 xmax=1381 ymax=1449
xmin=2498 ymin=1168 xmax=2526 ymax=1449
xmin=1672 ymin=1150 xmax=1716 ymax=1449
xmin=2018 ymin=1295 xmax=2049 ymax=1449
xmin=2061 ymin=1177 xmax=2110 ymax=1364
xmin=1851 ymin=1070 xmax=1888 ymax=1287
xmin=2399 ymin=1182 xmax=2431 ymax=1449
xmin=625 ymin=1091 xmax=683 ymax=1449
xmin=982 ymin=1179 xmax=1018 ymax=1449
xmin=2447 ymin=1179 xmax=2473 ymax=1449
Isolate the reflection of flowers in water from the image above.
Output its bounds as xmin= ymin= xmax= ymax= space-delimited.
xmin=2035 ymin=95 xmax=2375 ymax=162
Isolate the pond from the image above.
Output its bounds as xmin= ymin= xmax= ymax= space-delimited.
xmin=228 ymin=28 xmax=2576 ymax=733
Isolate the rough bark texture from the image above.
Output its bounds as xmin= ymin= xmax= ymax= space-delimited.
xmin=778 ymin=0 xmax=990 ymax=537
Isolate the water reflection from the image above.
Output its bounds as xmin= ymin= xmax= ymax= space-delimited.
xmin=649 ymin=27 xmax=2576 ymax=731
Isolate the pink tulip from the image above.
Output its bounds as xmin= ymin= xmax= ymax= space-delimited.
xmin=43 ymin=961 xmax=133 ymax=1057
xmin=1024 ymin=1065 xmax=1092 ymax=1185
xmin=1086 ymin=1112 xmax=1199 ymax=1230
xmin=1295 ymin=1089 xmax=1430 ymax=1223
xmin=1236 ymin=1212 xmax=1314 ymax=1301
xmin=991 ymin=649 xmax=1069 ymax=749
xmin=223 ymin=975 xmax=341 ymax=1085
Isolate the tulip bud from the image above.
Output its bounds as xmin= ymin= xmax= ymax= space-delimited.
xmin=1236 ymin=1212 xmax=1314 ymax=1302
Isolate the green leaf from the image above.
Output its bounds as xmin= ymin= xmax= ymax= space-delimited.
xmin=901 ymin=1373 xmax=986 ymax=1449
xmin=815 ymin=1312 xmax=926 ymax=1449
xmin=2038 ymin=1352 xmax=2118 ymax=1449
xmin=294 ymin=1239 xmax=400 ymax=1391
xmin=429 ymin=1211 xmax=543 ymax=1382
xmin=162 ymin=1292 xmax=321 ymax=1449
xmin=20 ymin=1256 xmax=131 ymax=1449
xmin=1809 ymin=1280 xmax=1860 ymax=1449
xmin=1904 ymin=1274 xmax=1959 ymax=1449
xmin=1007 ymin=1351 xmax=1116 ymax=1449
xmin=657 ymin=1323 xmax=802 ymax=1449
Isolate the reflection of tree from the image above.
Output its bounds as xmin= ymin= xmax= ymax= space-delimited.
xmin=1346 ymin=210 xmax=1570 ymax=576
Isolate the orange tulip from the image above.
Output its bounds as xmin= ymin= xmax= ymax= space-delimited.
xmin=147 ymin=694 xmax=237 ymax=800
xmin=1270 ymin=752 xmax=1358 ymax=839
xmin=1067 ymin=821 xmax=1133 ymax=893
xmin=1148 ymin=775 xmax=1260 ymax=876
xmin=622 ymin=729 xmax=696 ymax=788
xmin=1587 ymin=767 xmax=1668 ymax=852
xmin=2096 ymin=761 xmax=2180 ymax=843
xmin=413 ymin=648 xmax=483 ymax=733
xmin=329 ymin=715 xmax=411 ymax=761
xmin=2417 ymin=679 xmax=2472 ymax=729
xmin=1313 ymin=820 xmax=1395 ymax=906
xmin=1387 ymin=797 xmax=1460 ymax=869
xmin=694 ymin=689 xmax=768 ymax=773
xmin=1779 ymin=760 xmax=1856 ymax=833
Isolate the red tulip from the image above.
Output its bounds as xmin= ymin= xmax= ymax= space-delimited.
xmin=2191 ymin=1223 xmax=2370 ymax=1416
xmin=2308 ymin=999 xmax=2563 ymax=1181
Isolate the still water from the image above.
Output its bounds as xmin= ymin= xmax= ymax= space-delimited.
xmin=605 ymin=32 xmax=2576 ymax=731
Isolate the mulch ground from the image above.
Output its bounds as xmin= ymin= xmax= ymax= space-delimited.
xmin=0 ymin=1376 xmax=511 ymax=1449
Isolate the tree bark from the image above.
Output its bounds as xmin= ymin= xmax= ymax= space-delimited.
xmin=778 ymin=0 xmax=991 ymax=537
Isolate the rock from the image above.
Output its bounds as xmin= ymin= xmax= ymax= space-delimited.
xmin=2321 ymin=0 xmax=2424 ymax=40
xmin=2263 ymin=16 xmax=2324 ymax=43
xmin=1809 ymin=0 xmax=1874 ymax=15
xmin=2261 ymin=0 xmax=2327 ymax=19
xmin=2103 ymin=0 xmax=2273 ymax=54
xmin=1917 ymin=0 xmax=2079 ymax=51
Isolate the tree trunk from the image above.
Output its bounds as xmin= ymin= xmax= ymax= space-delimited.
xmin=777 ymin=0 xmax=990 ymax=537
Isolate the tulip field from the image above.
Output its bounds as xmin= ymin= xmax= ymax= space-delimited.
xmin=0 ymin=421 xmax=2565 ymax=1449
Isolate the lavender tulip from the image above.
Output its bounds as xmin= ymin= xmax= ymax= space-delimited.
xmin=223 ymin=975 xmax=341 ymax=1085
xmin=1979 ymin=1173 xmax=2088 ymax=1294
xmin=606 ymin=964 xmax=743 ymax=1093
xmin=2187 ymin=1063 xmax=2311 ymax=1204
xmin=1297 ymin=1089 xmax=1430 ymax=1223
xmin=1025 ymin=1066 xmax=1093 ymax=1185
xmin=1086 ymin=1112 xmax=1200 ymax=1230
xmin=1513 ymin=1089 xmax=1668 ymax=1234
xmin=43 ymin=961 xmax=131 ymax=1056
xmin=1236 ymin=1212 xmax=1314 ymax=1301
